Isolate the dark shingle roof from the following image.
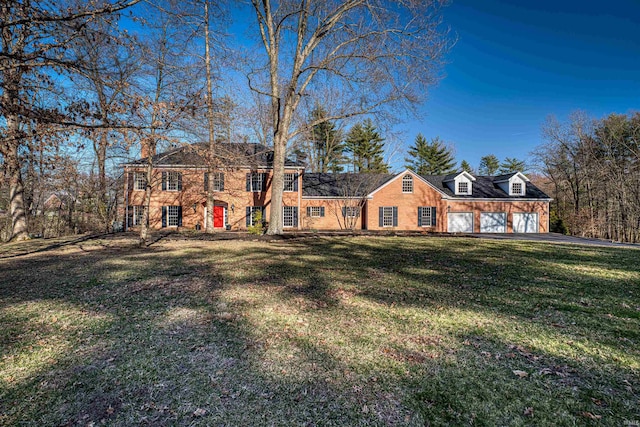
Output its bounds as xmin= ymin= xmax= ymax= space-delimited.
xmin=421 ymin=175 xmax=550 ymax=199
xmin=126 ymin=143 xmax=304 ymax=168
xmin=302 ymin=173 xmax=395 ymax=197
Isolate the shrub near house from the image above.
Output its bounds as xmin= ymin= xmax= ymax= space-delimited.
xmin=123 ymin=144 xmax=551 ymax=233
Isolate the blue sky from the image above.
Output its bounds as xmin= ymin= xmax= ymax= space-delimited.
xmin=397 ymin=0 xmax=640 ymax=171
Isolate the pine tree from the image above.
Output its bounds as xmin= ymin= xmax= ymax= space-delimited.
xmin=309 ymin=106 xmax=344 ymax=173
xmin=499 ymin=157 xmax=527 ymax=173
xmin=478 ymin=154 xmax=500 ymax=175
xmin=344 ymin=119 xmax=388 ymax=173
xmin=405 ymin=135 xmax=456 ymax=175
xmin=460 ymin=160 xmax=474 ymax=174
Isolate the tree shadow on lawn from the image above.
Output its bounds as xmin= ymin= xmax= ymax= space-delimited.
xmin=0 ymin=236 xmax=638 ymax=425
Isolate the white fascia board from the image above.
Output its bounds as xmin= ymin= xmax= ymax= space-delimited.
xmin=442 ymin=196 xmax=552 ymax=202
xmin=367 ymin=169 xmax=449 ymax=198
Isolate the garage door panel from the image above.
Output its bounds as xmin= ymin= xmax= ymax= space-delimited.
xmin=513 ymin=213 xmax=538 ymax=233
xmin=448 ymin=212 xmax=473 ymax=233
xmin=480 ymin=212 xmax=506 ymax=233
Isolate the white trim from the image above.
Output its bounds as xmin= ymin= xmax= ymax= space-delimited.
xmin=443 ymin=171 xmax=476 ymax=183
xmin=494 ymin=172 xmax=530 ymax=183
xmin=442 ymin=196 xmax=552 ymax=202
xmin=368 ymin=169 xmax=443 ymax=197
xmin=447 ymin=212 xmax=474 ymax=233
xmin=480 ymin=212 xmax=507 ymax=233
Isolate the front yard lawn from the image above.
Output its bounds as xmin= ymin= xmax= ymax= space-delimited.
xmin=0 ymin=234 xmax=638 ymax=426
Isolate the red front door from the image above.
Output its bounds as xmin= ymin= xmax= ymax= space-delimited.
xmin=213 ymin=206 xmax=224 ymax=228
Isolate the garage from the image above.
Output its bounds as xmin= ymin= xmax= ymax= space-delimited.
xmin=448 ymin=212 xmax=473 ymax=233
xmin=513 ymin=213 xmax=539 ymax=233
xmin=480 ymin=212 xmax=507 ymax=233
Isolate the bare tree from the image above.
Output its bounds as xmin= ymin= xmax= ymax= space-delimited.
xmin=246 ymin=0 xmax=452 ymax=234
xmin=0 ymin=0 xmax=139 ymax=241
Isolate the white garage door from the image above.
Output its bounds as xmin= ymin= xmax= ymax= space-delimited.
xmin=480 ymin=212 xmax=507 ymax=233
xmin=448 ymin=212 xmax=473 ymax=233
xmin=513 ymin=213 xmax=539 ymax=233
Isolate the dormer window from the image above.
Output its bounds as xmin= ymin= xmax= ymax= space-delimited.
xmin=402 ymin=175 xmax=413 ymax=193
xmin=512 ymin=182 xmax=523 ymax=195
xmin=444 ymin=171 xmax=476 ymax=195
xmin=458 ymin=182 xmax=468 ymax=194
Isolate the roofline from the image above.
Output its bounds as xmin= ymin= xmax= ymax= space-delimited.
xmin=494 ymin=172 xmax=530 ymax=183
xmin=442 ymin=196 xmax=552 ymax=202
xmin=122 ymin=164 xmax=305 ymax=170
xmin=367 ymin=169 xmax=448 ymax=198
xmin=302 ymin=196 xmax=368 ymax=200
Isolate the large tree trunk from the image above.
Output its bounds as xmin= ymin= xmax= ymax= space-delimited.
xmin=204 ymin=0 xmax=215 ymax=234
xmin=6 ymin=131 xmax=29 ymax=241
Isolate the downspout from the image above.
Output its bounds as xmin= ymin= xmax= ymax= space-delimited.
xmin=124 ymin=168 xmax=129 ymax=232
xmin=297 ymin=168 xmax=301 ymax=230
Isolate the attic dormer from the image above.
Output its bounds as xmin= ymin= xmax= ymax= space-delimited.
xmin=494 ymin=172 xmax=529 ymax=196
xmin=443 ymin=171 xmax=476 ymax=196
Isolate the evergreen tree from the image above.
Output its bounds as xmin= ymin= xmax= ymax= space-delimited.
xmin=499 ymin=157 xmax=527 ymax=173
xmin=460 ymin=160 xmax=474 ymax=174
xmin=478 ymin=154 xmax=500 ymax=175
xmin=344 ymin=119 xmax=388 ymax=173
xmin=404 ymin=135 xmax=456 ymax=175
xmin=309 ymin=106 xmax=344 ymax=173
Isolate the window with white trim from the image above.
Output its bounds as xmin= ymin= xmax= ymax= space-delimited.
xmin=247 ymin=206 xmax=264 ymax=226
xmin=382 ymin=207 xmax=394 ymax=227
xmin=512 ymin=182 xmax=523 ymax=195
xmin=247 ymin=173 xmax=265 ymax=192
xmin=402 ymin=175 xmax=413 ymax=193
xmin=283 ymin=206 xmax=298 ymax=227
xmin=342 ymin=206 xmax=360 ymax=218
xmin=134 ymin=172 xmax=147 ymax=190
xmin=284 ymin=173 xmax=297 ymax=192
xmin=458 ymin=181 xmax=469 ymax=194
xmin=166 ymin=171 xmax=180 ymax=191
xmin=133 ymin=205 xmax=145 ymax=225
xmin=167 ymin=206 xmax=180 ymax=226
xmin=213 ymin=172 xmax=224 ymax=191
xmin=418 ymin=206 xmax=436 ymax=227
xmin=307 ymin=206 xmax=324 ymax=217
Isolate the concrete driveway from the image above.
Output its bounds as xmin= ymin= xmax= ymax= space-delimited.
xmin=468 ymin=232 xmax=639 ymax=249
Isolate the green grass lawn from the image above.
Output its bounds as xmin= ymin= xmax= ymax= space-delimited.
xmin=0 ymin=234 xmax=638 ymax=426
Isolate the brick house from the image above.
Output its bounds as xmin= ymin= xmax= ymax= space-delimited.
xmin=123 ymin=143 xmax=551 ymax=233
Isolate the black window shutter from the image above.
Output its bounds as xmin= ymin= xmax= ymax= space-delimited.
xmin=127 ymin=172 xmax=133 ymax=190
xmin=293 ymin=207 xmax=298 ymax=227
xmin=342 ymin=207 xmax=346 ymax=217
xmin=379 ymin=207 xmax=383 ymax=227
xmin=320 ymin=207 xmax=325 ymax=217
xmin=246 ymin=173 xmax=251 ymax=191
xmin=204 ymin=172 xmax=209 ymax=191
xmin=261 ymin=207 xmax=266 ymax=222
xmin=262 ymin=173 xmax=267 ymax=191
xmin=127 ymin=206 xmax=133 ymax=227
xmin=162 ymin=206 xmax=167 ymax=227
xmin=162 ymin=172 xmax=167 ymax=191
xmin=220 ymin=173 xmax=224 ymax=191
xmin=177 ymin=206 xmax=183 ymax=226
xmin=293 ymin=173 xmax=299 ymax=191
xmin=177 ymin=173 xmax=182 ymax=191
xmin=246 ymin=207 xmax=251 ymax=226
xmin=431 ymin=207 xmax=437 ymax=226
xmin=306 ymin=207 xmax=311 ymax=216
xmin=393 ymin=207 xmax=398 ymax=227
xmin=418 ymin=207 xmax=423 ymax=226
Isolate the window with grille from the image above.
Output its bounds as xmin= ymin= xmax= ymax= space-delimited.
xmin=284 ymin=173 xmax=297 ymax=192
xmin=167 ymin=206 xmax=180 ymax=226
xmin=342 ymin=207 xmax=360 ymax=218
xmin=418 ymin=206 xmax=436 ymax=227
xmin=283 ymin=206 xmax=298 ymax=227
xmin=402 ymin=175 xmax=413 ymax=193
xmin=457 ymin=181 xmax=469 ymax=194
xmin=134 ymin=172 xmax=147 ymax=190
xmin=307 ymin=206 xmax=324 ymax=217
xmin=512 ymin=182 xmax=523 ymax=195
xmin=133 ymin=205 xmax=145 ymax=225
xmin=382 ymin=207 xmax=394 ymax=227
xmin=166 ymin=171 xmax=180 ymax=191
xmin=246 ymin=173 xmax=266 ymax=192
xmin=213 ymin=173 xmax=224 ymax=191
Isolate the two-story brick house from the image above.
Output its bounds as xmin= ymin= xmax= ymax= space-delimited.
xmin=123 ymin=143 xmax=551 ymax=233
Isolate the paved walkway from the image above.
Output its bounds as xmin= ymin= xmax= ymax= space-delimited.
xmin=468 ymin=232 xmax=639 ymax=249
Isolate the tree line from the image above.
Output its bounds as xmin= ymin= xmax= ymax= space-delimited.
xmin=1 ymin=0 xmax=454 ymax=241
xmin=534 ymin=111 xmax=640 ymax=243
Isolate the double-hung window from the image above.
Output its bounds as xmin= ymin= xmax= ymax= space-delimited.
xmin=306 ymin=206 xmax=324 ymax=217
xmin=342 ymin=206 xmax=360 ymax=218
xmin=246 ymin=173 xmax=267 ymax=192
xmin=127 ymin=205 xmax=146 ymax=227
xmin=246 ymin=206 xmax=265 ymax=226
xmin=204 ymin=172 xmax=225 ymax=191
xmin=283 ymin=206 xmax=298 ymax=228
xmin=284 ymin=173 xmax=298 ymax=192
xmin=379 ymin=206 xmax=398 ymax=227
xmin=458 ymin=181 xmax=468 ymax=194
xmin=162 ymin=205 xmax=182 ymax=227
xmin=418 ymin=206 xmax=436 ymax=227
xmin=162 ymin=171 xmax=182 ymax=191
xmin=134 ymin=172 xmax=147 ymax=191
